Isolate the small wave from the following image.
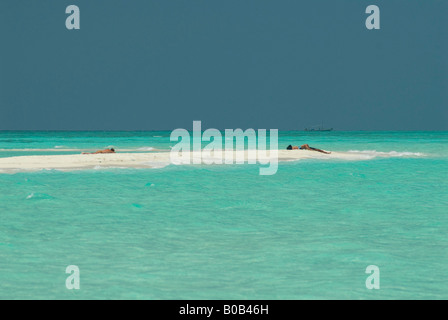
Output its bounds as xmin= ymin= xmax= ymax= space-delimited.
xmin=26 ymin=192 xmax=54 ymax=200
xmin=347 ymin=150 xmax=425 ymax=158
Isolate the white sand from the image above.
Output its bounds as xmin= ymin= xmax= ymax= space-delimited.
xmin=0 ymin=150 xmax=373 ymax=172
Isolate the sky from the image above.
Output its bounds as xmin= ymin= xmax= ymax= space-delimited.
xmin=0 ymin=0 xmax=447 ymax=131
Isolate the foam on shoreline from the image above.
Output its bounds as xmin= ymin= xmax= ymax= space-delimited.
xmin=0 ymin=149 xmax=426 ymax=173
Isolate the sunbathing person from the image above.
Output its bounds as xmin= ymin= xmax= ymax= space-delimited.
xmin=82 ymin=148 xmax=115 ymax=154
xmin=286 ymin=144 xmax=331 ymax=154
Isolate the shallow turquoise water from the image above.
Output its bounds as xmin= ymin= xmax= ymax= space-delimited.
xmin=0 ymin=131 xmax=447 ymax=299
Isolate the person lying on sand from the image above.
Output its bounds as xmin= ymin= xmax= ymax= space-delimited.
xmin=286 ymin=144 xmax=331 ymax=154
xmin=82 ymin=148 xmax=115 ymax=154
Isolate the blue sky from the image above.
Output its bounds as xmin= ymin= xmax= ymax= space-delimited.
xmin=0 ymin=0 xmax=446 ymax=130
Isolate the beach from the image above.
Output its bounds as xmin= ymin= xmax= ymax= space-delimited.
xmin=0 ymin=149 xmax=425 ymax=172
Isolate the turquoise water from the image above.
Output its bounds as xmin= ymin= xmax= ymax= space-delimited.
xmin=0 ymin=131 xmax=447 ymax=299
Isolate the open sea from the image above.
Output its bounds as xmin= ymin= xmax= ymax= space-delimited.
xmin=0 ymin=131 xmax=447 ymax=299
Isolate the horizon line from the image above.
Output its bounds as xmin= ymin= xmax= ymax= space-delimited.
xmin=0 ymin=129 xmax=447 ymax=133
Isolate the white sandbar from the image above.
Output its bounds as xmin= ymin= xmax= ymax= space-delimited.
xmin=0 ymin=150 xmax=378 ymax=172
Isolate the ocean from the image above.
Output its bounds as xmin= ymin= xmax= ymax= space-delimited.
xmin=0 ymin=131 xmax=447 ymax=299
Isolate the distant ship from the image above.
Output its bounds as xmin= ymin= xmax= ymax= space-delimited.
xmin=304 ymin=122 xmax=333 ymax=132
